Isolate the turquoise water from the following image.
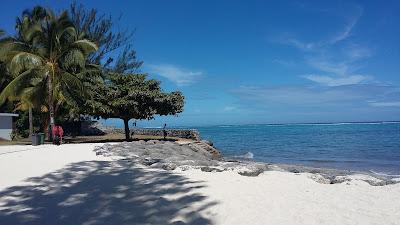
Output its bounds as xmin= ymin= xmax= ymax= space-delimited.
xmin=195 ymin=123 xmax=400 ymax=175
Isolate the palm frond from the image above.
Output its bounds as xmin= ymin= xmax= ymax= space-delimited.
xmin=61 ymin=71 xmax=84 ymax=92
xmin=61 ymin=49 xmax=85 ymax=71
xmin=9 ymin=52 xmax=43 ymax=75
xmin=23 ymin=23 xmax=42 ymax=43
xmin=0 ymin=39 xmax=30 ymax=62
xmin=0 ymin=69 xmax=40 ymax=105
xmin=72 ymin=39 xmax=98 ymax=55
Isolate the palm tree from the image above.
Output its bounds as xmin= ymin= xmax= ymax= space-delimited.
xmin=1 ymin=9 xmax=46 ymax=138
xmin=0 ymin=7 xmax=98 ymax=138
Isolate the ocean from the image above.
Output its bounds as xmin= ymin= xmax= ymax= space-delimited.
xmin=194 ymin=122 xmax=400 ymax=176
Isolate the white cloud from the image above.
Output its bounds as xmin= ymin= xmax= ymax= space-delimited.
xmin=284 ymin=38 xmax=319 ymax=51
xmin=303 ymin=74 xmax=371 ymax=86
xmin=307 ymin=59 xmax=351 ymax=76
xmin=274 ymin=4 xmax=371 ymax=88
xmin=345 ymin=45 xmax=372 ymax=61
xmin=231 ymin=84 xmax=400 ymax=107
xmin=328 ymin=6 xmax=363 ymax=44
xmin=369 ymin=102 xmax=400 ymax=107
xmin=304 ymin=49 xmax=373 ymax=87
xmin=279 ymin=6 xmax=363 ymax=51
xmin=147 ymin=64 xmax=203 ymax=86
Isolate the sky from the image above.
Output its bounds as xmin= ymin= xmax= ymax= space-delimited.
xmin=1 ymin=0 xmax=400 ymax=127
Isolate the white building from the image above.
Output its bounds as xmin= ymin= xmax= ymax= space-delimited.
xmin=0 ymin=113 xmax=19 ymax=140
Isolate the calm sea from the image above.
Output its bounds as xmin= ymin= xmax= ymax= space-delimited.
xmin=194 ymin=122 xmax=400 ymax=176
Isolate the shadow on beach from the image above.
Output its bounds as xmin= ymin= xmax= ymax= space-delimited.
xmin=0 ymin=161 xmax=217 ymax=225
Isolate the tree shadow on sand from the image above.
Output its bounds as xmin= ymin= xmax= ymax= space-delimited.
xmin=0 ymin=160 xmax=218 ymax=225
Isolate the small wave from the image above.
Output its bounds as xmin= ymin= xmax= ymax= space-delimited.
xmin=234 ymin=152 xmax=254 ymax=159
xmin=274 ymin=122 xmax=399 ymax=126
xmin=381 ymin=121 xmax=400 ymax=124
xmin=301 ymin=159 xmax=362 ymax=163
xmin=369 ymin=170 xmax=400 ymax=177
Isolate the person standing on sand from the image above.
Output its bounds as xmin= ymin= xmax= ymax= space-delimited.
xmin=52 ymin=125 xmax=64 ymax=145
xmin=58 ymin=126 xmax=64 ymax=144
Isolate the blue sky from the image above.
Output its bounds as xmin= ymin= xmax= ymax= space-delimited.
xmin=1 ymin=0 xmax=400 ymax=126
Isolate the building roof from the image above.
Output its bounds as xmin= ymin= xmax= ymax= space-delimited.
xmin=0 ymin=113 xmax=19 ymax=117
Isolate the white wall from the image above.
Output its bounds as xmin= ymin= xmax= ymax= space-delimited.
xmin=0 ymin=116 xmax=13 ymax=140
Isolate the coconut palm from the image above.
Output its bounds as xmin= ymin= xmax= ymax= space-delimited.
xmin=0 ymin=7 xmax=98 ymax=137
xmin=0 ymin=9 xmax=47 ymax=137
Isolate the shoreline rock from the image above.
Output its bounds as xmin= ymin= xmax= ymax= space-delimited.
xmin=94 ymin=140 xmax=399 ymax=186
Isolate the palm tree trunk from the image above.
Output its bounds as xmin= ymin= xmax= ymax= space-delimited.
xmin=123 ymin=118 xmax=130 ymax=141
xmin=28 ymin=107 xmax=33 ymax=138
xmin=48 ymin=72 xmax=55 ymax=141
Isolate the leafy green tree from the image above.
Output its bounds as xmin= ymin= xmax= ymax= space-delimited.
xmin=68 ymin=3 xmax=144 ymax=120
xmin=0 ymin=29 xmax=10 ymax=94
xmin=69 ymin=2 xmax=141 ymax=71
xmin=0 ymin=7 xmax=98 ymax=137
xmin=95 ymin=73 xmax=184 ymax=140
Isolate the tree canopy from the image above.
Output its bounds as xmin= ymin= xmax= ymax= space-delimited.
xmin=0 ymin=6 xmax=98 ymax=137
xmin=91 ymin=73 xmax=184 ymax=140
xmin=0 ymin=4 xmax=185 ymax=140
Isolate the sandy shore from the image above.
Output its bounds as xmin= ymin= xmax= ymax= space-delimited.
xmin=1 ymin=143 xmax=399 ymax=225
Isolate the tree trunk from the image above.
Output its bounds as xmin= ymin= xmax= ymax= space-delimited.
xmin=28 ymin=107 xmax=33 ymax=138
xmin=47 ymin=71 xmax=55 ymax=141
xmin=123 ymin=118 xmax=130 ymax=141
xmin=43 ymin=115 xmax=49 ymax=140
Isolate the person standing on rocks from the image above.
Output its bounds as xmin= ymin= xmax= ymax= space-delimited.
xmin=163 ymin=123 xmax=167 ymax=140
xmin=131 ymin=121 xmax=137 ymax=138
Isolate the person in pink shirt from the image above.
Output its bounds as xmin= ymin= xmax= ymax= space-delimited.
xmin=52 ymin=125 xmax=64 ymax=145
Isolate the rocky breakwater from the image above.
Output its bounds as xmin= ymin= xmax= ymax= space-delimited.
xmin=94 ymin=140 xmax=221 ymax=170
xmin=94 ymin=139 xmax=266 ymax=176
xmin=131 ymin=128 xmax=201 ymax=140
xmin=94 ymin=140 xmax=400 ymax=185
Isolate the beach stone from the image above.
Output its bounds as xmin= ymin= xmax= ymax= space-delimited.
xmin=162 ymin=163 xmax=177 ymax=170
xmin=329 ymin=176 xmax=351 ymax=184
xmin=309 ymin=174 xmax=331 ymax=184
xmin=238 ymin=168 xmax=264 ymax=177
xmin=201 ymin=166 xmax=224 ymax=172
xmin=141 ymin=158 xmax=162 ymax=166
xmin=363 ymin=179 xmax=398 ymax=186
xmin=179 ymin=166 xmax=191 ymax=171
xmin=310 ymin=169 xmax=322 ymax=174
xmin=147 ymin=140 xmax=160 ymax=144
xmin=95 ymin=150 xmax=105 ymax=156
xmin=289 ymin=168 xmax=300 ymax=174
xmin=237 ymin=164 xmax=266 ymax=177
xmin=201 ymin=140 xmax=213 ymax=146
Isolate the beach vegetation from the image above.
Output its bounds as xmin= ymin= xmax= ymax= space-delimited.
xmin=87 ymin=73 xmax=184 ymax=140
xmin=0 ymin=6 xmax=98 ymax=137
xmin=0 ymin=4 xmax=185 ymax=140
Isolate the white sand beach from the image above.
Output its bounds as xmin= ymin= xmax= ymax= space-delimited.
xmin=1 ymin=143 xmax=399 ymax=225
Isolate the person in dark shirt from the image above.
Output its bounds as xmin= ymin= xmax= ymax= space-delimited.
xmin=163 ymin=123 xmax=167 ymax=140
